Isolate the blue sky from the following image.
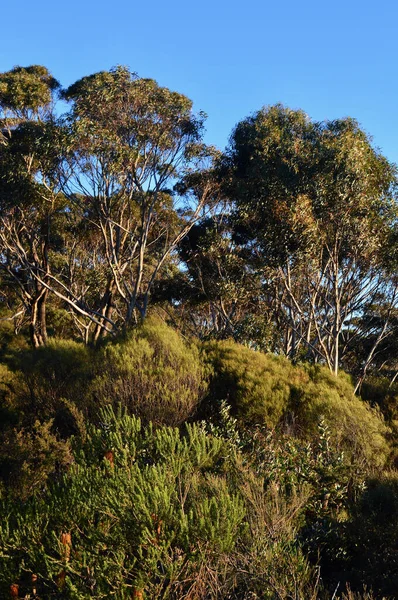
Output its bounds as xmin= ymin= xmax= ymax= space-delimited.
xmin=1 ymin=0 xmax=397 ymax=161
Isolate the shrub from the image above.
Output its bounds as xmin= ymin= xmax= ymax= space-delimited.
xmin=0 ymin=420 xmax=72 ymax=500
xmin=202 ymin=340 xmax=297 ymax=428
xmin=0 ymin=364 xmax=20 ymax=431
xmin=0 ymin=406 xmax=355 ymax=598
xmin=292 ymin=365 xmax=389 ymax=470
xmin=92 ymin=318 xmax=206 ymax=426
xmin=0 ymin=407 xmax=246 ymax=599
xmin=15 ymin=339 xmax=93 ymax=435
xmin=203 ymin=340 xmax=389 ymax=469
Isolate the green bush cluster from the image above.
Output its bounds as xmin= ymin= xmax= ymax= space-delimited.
xmin=203 ymin=340 xmax=298 ymax=427
xmin=91 ymin=317 xmax=207 ymax=426
xmin=0 ymin=322 xmax=396 ymax=597
xmin=0 ymin=420 xmax=72 ymax=501
xmin=1 ymin=403 xmax=384 ymax=599
xmin=295 ymin=365 xmax=389 ymax=469
xmin=19 ymin=339 xmax=93 ymax=423
xmin=0 ymin=407 xmax=283 ymax=599
xmin=203 ymin=341 xmax=388 ymax=469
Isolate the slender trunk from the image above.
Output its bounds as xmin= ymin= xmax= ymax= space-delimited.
xmin=30 ymin=293 xmax=46 ymax=348
xmin=38 ymin=289 xmax=48 ymax=344
xmin=333 ymin=245 xmax=340 ymax=376
xmin=333 ymin=332 xmax=339 ymax=376
xmin=93 ymin=280 xmax=116 ymax=344
xmin=389 ymin=371 xmax=398 ymax=389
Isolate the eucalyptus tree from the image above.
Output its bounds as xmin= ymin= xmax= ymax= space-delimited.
xmin=162 ymin=214 xmax=274 ymax=347
xmin=56 ymin=66 xmax=219 ymax=340
xmin=0 ymin=66 xmax=64 ymax=347
xmin=226 ymin=105 xmax=397 ymax=375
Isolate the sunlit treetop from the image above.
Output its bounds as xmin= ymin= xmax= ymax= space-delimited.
xmin=0 ymin=65 xmax=60 ymax=123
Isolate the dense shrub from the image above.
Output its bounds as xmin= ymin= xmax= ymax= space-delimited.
xmin=0 ymin=320 xmax=29 ymax=364
xmin=203 ymin=340 xmax=297 ymax=427
xmin=293 ymin=365 xmax=389 ymax=469
xmin=0 ymin=406 xmax=325 ymax=599
xmin=16 ymin=339 xmax=93 ymax=420
xmin=0 ymin=327 xmax=394 ymax=597
xmin=0 ymin=342 xmax=88 ymax=498
xmin=203 ymin=340 xmax=389 ymax=469
xmin=0 ymin=364 xmax=20 ymax=431
xmin=92 ymin=318 xmax=207 ymax=426
xmin=0 ymin=407 xmax=243 ymax=598
xmin=0 ymin=420 xmax=72 ymax=501
xmin=349 ymin=473 xmax=398 ymax=595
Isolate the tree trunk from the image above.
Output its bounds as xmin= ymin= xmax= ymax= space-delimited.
xmin=29 ymin=291 xmax=48 ymax=348
xmin=93 ymin=282 xmax=116 ymax=344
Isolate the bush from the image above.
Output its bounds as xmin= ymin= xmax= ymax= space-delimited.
xmin=92 ymin=318 xmax=207 ymax=426
xmin=0 ymin=405 xmax=330 ymax=599
xmin=0 ymin=407 xmax=246 ymax=599
xmin=203 ymin=340 xmax=389 ymax=469
xmin=15 ymin=339 xmax=93 ymax=435
xmin=0 ymin=420 xmax=72 ymax=501
xmin=0 ymin=364 xmax=20 ymax=431
xmin=203 ymin=340 xmax=297 ymax=428
xmin=293 ymin=365 xmax=389 ymax=470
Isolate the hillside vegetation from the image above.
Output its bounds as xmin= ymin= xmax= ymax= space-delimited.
xmin=0 ymin=64 xmax=397 ymax=599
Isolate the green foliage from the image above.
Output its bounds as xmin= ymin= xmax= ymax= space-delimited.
xmin=224 ymin=104 xmax=397 ymax=373
xmin=92 ymin=318 xmax=207 ymax=426
xmin=203 ymin=403 xmax=347 ymax=599
xmin=360 ymin=376 xmax=398 ymax=467
xmin=293 ymin=365 xmax=389 ymax=469
xmin=0 ymin=420 xmax=72 ymax=501
xmin=203 ymin=340 xmax=296 ymax=428
xmin=203 ymin=340 xmax=389 ymax=469
xmin=17 ymin=339 xmax=93 ymax=429
xmin=62 ymin=66 xmax=203 ymax=156
xmin=0 ymin=388 xmax=387 ymax=597
xmin=0 ymin=406 xmax=246 ymax=598
xmin=227 ymin=104 xmax=396 ymax=267
xmin=0 ymin=65 xmax=59 ymax=116
xmin=208 ymin=401 xmax=361 ymax=523
xmin=0 ymin=363 xmax=20 ymax=431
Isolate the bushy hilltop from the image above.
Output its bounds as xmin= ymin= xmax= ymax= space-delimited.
xmin=0 ymin=318 xmax=398 ymax=599
xmin=0 ymin=64 xmax=398 ymax=598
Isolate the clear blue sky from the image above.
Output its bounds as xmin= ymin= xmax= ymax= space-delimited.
xmin=1 ymin=0 xmax=397 ymax=161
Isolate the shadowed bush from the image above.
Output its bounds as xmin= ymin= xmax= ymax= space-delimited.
xmin=0 ymin=420 xmax=72 ymax=501
xmin=16 ymin=339 xmax=93 ymax=433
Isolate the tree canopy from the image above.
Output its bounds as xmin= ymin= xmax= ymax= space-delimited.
xmin=0 ymin=66 xmax=396 ymax=384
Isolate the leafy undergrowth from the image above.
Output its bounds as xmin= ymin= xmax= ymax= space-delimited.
xmin=0 ymin=323 xmax=396 ymax=598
